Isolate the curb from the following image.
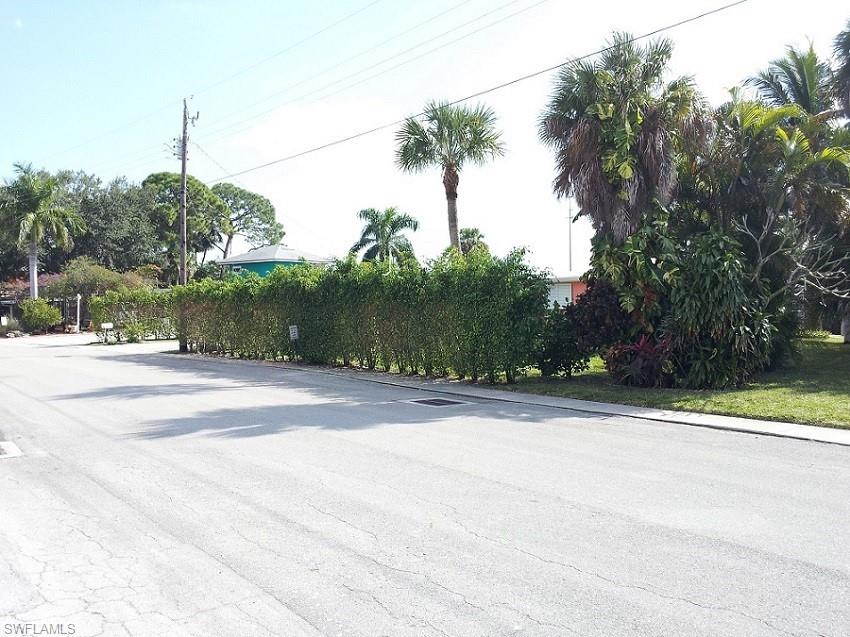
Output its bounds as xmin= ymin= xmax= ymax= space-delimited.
xmin=161 ymin=352 xmax=850 ymax=448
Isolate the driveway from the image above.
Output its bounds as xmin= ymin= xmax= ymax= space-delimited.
xmin=0 ymin=335 xmax=848 ymax=636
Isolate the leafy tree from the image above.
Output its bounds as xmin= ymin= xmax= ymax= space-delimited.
xmin=459 ymin=227 xmax=488 ymax=254
xmin=539 ymin=33 xmax=704 ymax=243
xmin=746 ymin=44 xmax=838 ymax=119
xmin=350 ymin=207 xmax=418 ymax=263
xmin=0 ymin=163 xmax=84 ymax=298
xmin=211 ymin=183 xmax=284 ymax=259
xmin=58 ymin=174 xmax=161 ymax=273
xmin=396 ymin=101 xmax=504 ymax=250
xmin=142 ymin=172 xmax=230 ymax=283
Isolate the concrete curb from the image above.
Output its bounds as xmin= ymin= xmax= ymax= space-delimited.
xmin=165 ymin=352 xmax=850 ymax=448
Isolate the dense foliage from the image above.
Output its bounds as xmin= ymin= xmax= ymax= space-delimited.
xmin=89 ymin=288 xmax=175 ymax=342
xmin=541 ymin=28 xmax=850 ymax=389
xmin=19 ymin=298 xmax=62 ymax=332
xmin=168 ymin=251 xmax=550 ymax=383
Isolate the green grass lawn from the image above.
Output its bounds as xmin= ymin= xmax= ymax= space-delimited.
xmin=500 ymin=336 xmax=850 ymax=429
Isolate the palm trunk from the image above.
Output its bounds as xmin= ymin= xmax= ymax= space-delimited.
xmin=443 ymin=165 xmax=460 ymax=251
xmin=28 ymin=239 xmax=38 ymax=299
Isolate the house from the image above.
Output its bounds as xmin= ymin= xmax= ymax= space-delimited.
xmin=548 ymin=275 xmax=587 ymax=307
xmin=219 ymin=244 xmax=333 ymax=276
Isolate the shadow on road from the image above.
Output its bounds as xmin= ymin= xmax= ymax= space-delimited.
xmin=55 ymin=350 xmax=603 ymax=440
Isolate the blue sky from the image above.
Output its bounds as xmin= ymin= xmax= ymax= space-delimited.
xmin=2 ymin=1 xmax=848 ymax=273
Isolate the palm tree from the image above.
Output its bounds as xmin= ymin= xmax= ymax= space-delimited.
xmin=396 ymin=101 xmax=504 ymax=251
xmin=835 ymin=20 xmax=850 ymax=117
xmin=459 ymin=227 xmax=488 ymax=254
xmin=1 ymin=163 xmax=83 ymax=298
xmin=746 ymin=44 xmax=839 ymax=120
xmin=350 ymin=207 xmax=418 ymax=263
xmin=539 ymin=33 xmax=705 ymax=243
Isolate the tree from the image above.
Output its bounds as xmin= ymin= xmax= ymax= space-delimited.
xmin=539 ymin=33 xmax=705 ymax=243
xmin=211 ymin=183 xmax=284 ymax=259
xmin=55 ymin=173 xmax=161 ymax=273
xmin=459 ymin=227 xmax=488 ymax=254
xmin=836 ymin=20 xmax=850 ymax=116
xmin=396 ymin=101 xmax=504 ymax=250
xmin=349 ymin=207 xmax=418 ymax=263
xmin=746 ymin=44 xmax=838 ymax=119
xmin=0 ymin=163 xmax=84 ymax=298
xmin=142 ymin=173 xmax=230 ymax=283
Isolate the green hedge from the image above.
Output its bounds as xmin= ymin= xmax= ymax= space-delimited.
xmin=89 ymin=288 xmax=175 ymax=342
xmin=173 ymin=250 xmax=550 ymax=383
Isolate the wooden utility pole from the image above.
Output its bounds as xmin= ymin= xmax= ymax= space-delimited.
xmin=177 ymin=98 xmax=198 ymax=353
xmin=178 ymin=99 xmax=189 ymax=287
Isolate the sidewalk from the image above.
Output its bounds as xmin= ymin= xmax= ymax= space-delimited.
xmin=256 ymin=360 xmax=850 ymax=448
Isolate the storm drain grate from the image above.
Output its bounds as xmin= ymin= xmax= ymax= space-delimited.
xmin=408 ymin=398 xmax=468 ymax=407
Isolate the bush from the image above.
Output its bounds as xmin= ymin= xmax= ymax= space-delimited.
xmin=0 ymin=317 xmax=21 ymax=335
xmin=171 ymin=250 xmax=551 ymax=383
xmin=569 ymin=279 xmax=633 ymax=352
xmin=19 ymin=298 xmax=62 ymax=332
xmin=604 ymin=335 xmax=673 ymax=387
xmin=89 ymin=288 xmax=174 ymax=341
xmin=538 ymin=306 xmax=589 ymax=377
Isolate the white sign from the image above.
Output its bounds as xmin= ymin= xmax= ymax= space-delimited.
xmin=101 ymin=322 xmax=114 ymax=330
xmin=288 ymin=325 xmax=299 ymax=341
xmin=0 ymin=316 xmax=7 ymax=327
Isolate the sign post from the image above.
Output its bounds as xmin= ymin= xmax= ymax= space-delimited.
xmin=289 ymin=325 xmax=299 ymax=361
xmin=75 ymin=294 xmax=82 ymax=333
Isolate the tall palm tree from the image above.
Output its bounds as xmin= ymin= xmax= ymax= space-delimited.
xmin=1 ymin=163 xmax=83 ymax=298
xmin=746 ymin=44 xmax=837 ymax=119
xmin=350 ymin=207 xmax=418 ymax=263
xmin=396 ymin=101 xmax=504 ymax=251
xmin=540 ymin=33 xmax=705 ymax=243
xmin=835 ymin=20 xmax=850 ymax=117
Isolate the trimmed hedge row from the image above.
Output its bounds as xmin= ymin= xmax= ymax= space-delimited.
xmin=169 ymin=250 xmax=550 ymax=383
xmin=89 ymin=288 xmax=175 ymax=342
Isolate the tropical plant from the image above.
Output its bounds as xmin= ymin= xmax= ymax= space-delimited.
xmin=459 ymin=227 xmax=488 ymax=254
xmin=19 ymin=298 xmax=62 ymax=332
xmin=349 ymin=207 xmax=418 ymax=263
xmin=0 ymin=164 xmax=84 ymax=298
xmin=746 ymin=44 xmax=838 ymax=119
xmin=539 ymin=32 xmax=705 ymax=243
xmin=211 ymin=183 xmax=283 ymax=259
xmin=396 ymin=101 xmax=504 ymax=250
xmin=835 ymin=20 xmax=850 ymax=115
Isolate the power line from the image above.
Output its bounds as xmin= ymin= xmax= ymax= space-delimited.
xmin=208 ymin=0 xmax=752 ymax=183
xmin=196 ymin=0 xmax=517 ymax=139
xmin=44 ymin=0 xmax=385 ymax=161
xmin=191 ymin=0 xmax=386 ymax=96
xmin=199 ymin=0 xmax=548 ymax=146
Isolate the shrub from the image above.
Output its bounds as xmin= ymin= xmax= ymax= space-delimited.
xmin=0 ymin=317 xmax=21 ymax=335
xmin=538 ymin=306 xmax=589 ymax=377
xmin=19 ymin=298 xmax=62 ymax=332
xmin=171 ymin=250 xmax=550 ymax=383
xmin=89 ymin=288 xmax=174 ymax=341
xmin=604 ymin=334 xmax=673 ymax=387
xmin=569 ymin=279 xmax=633 ymax=352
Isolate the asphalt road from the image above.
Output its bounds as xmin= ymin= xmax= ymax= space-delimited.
xmin=1 ymin=335 xmax=849 ymax=637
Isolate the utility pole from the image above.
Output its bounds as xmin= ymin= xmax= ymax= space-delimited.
xmin=176 ymin=98 xmax=198 ymax=352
